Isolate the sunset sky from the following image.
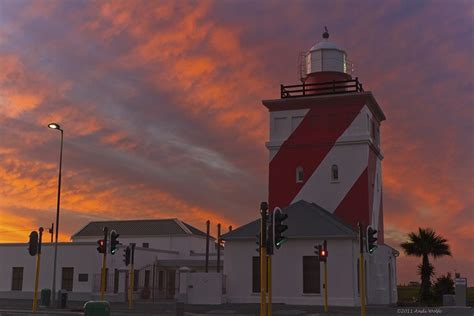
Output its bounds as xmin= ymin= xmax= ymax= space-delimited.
xmin=0 ymin=0 xmax=472 ymax=284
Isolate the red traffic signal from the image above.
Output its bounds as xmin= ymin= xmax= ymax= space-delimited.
xmin=315 ymin=241 xmax=328 ymax=262
xmin=96 ymin=239 xmax=106 ymax=254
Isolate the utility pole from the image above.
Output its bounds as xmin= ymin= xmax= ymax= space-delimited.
xmin=259 ymin=202 xmax=268 ymax=316
xmin=217 ymin=223 xmax=221 ymax=273
xmin=205 ymin=220 xmax=210 ymax=273
xmin=32 ymin=227 xmax=43 ymax=312
xmin=100 ymin=226 xmax=108 ymax=300
xmin=358 ymin=222 xmax=367 ymax=316
xmin=128 ymin=243 xmax=135 ymax=310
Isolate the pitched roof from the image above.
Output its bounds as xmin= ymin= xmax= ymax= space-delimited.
xmin=222 ymin=200 xmax=357 ymax=240
xmin=71 ymin=218 xmax=210 ymax=239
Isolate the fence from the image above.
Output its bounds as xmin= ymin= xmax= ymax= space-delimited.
xmin=281 ymin=77 xmax=364 ymax=99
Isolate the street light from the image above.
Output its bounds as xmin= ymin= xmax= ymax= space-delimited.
xmin=48 ymin=122 xmax=63 ymax=306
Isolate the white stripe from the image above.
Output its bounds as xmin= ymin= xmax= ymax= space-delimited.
xmin=291 ymin=106 xmax=372 ymax=213
xmin=371 ymin=159 xmax=382 ymax=229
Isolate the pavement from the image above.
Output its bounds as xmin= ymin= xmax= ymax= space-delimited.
xmin=0 ymin=299 xmax=472 ymax=316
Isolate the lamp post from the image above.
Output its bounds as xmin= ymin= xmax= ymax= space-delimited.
xmin=48 ymin=122 xmax=63 ymax=306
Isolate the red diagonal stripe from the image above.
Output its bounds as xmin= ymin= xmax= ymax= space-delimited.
xmin=268 ymin=97 xmax=366 ymax=210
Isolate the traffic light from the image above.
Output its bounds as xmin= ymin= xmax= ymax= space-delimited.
xmin=28 ymin=231 xmax=39 ymax=256
xmin=255 ymin=233 xmax=261 ymax=254
xmin=97 ymin=239 xmax=106 ymax=254
xmin=367 ymin=226 xmax=378 ymax=254
xmin=123 ymin=246 xmax=131 ymax=266
xmin=273 ymin=207 xmax=288 ymax=249
xmin=110 ymin=230 xmax=120 ymax=255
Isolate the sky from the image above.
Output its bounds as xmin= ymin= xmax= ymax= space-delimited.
xmin=0 ymin=0 xmax=472 ymax=284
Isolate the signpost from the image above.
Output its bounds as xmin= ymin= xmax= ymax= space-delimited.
xmin=32 ymin=227 xmax=43 ymax=312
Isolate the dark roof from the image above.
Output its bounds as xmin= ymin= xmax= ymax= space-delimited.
xmin=183 ymin=223 xmax=207 ymax=237
xmin=72 ymin=218 xmax=210 ymax=239
xmin=222 ymin=200 xmax=357 ymax=240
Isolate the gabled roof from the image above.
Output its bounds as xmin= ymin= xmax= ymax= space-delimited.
xmin=72 ymin=218 xmax=209 ymax=239
xmin=222 ymin=200 xmax=357 ymax=240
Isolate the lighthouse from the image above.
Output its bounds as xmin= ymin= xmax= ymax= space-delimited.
xmin=264 ymin=28 xmax=386 ymax=243
xmin=222 ymin=29 xmax=398 ymax=306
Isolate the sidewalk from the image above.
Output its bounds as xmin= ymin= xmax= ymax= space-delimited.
xmin=0 ymin=299 xmax=472 ymax=316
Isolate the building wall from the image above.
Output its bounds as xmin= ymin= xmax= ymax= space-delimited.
xmin=224 ymin=238 xmax=359 ymax=306
xmin=72 ymin=235 xmax=215 ymax=258
xmin=0 ymin=242 xmax=180 ymax=301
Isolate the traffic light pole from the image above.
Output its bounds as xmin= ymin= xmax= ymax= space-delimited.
xmin=323 ymin=259 xmax=328 ymax=312
xmin=32 ymin=227 xmax=43 ymax=312
xmin=129 ymin=243 xmax=135 ymax=310
xmin=267 ymin=255 xmax=272 ymax=316
xmin=358 ymin=222 xmax=366 ymax=316
xmin=260 ymin=226 xmax=267 ymax=316
xmin=259 ymin=203 xmax=268 ymax=316
xmin=100 ymin=227 xmax=108 ymax=300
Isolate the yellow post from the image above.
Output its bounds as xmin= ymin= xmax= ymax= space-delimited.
xmin=358 ymin=222 xmax=366 ymax=316
xmin=324 ymin=260 xmax=328 ymax=312
xmin=267 ymin=255 xmax=272 ymax=316
xmin=32 ymin=227 xmax=43 ymax=312
xmin=32 ymin=252 xmax=41 ymax=312
xmin=100 ymin=252 xmax=107 ymax=300
xmin=260 ymin=246 xmax=267 ymax=315
xmin=360 ymin=252 xmax=366 ymax=316
xmin=129 ymin=264 xmax=134 ymax=309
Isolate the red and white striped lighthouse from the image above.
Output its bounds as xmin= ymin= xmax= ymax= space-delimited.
xmin=263 ymin=29 xmax=386 ymax=243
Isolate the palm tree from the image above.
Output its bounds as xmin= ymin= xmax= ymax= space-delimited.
xmin=400 ymin=228 xmax=451 ymax=303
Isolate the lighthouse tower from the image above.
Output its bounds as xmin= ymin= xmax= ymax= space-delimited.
xmin=263 ymin=29 xmax=386 ymax=243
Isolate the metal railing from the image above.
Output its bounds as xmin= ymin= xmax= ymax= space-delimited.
xmin=281 ymin=77 xmax=364 ymax=99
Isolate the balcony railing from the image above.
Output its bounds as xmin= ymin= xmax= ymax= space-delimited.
xmin=281 ymin=77 xmax=364 ymax=99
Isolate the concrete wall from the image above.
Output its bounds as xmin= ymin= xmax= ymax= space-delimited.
xmin=0 ymin=242 xmax=180 ymax=301
xmin=186 ymin=272 xmax=223 ymax=304
xmin=224 ymin=238 xmax=359 ymax=306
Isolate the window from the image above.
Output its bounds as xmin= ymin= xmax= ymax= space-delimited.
xmin=158 ymin=271 xmax=164 ymax=293
xmin=252 ymin=256 xmax=260 ymax=293
xmin=144 ymin=270 xmax=151 ymax=289
xmin=303 ymin=256 xmax=320 ymax=294
xmin=133 ymin=270 xmax=139 ymax=291
xmin=142 ymin=242 xmax=149 ymax=248
xmin=11 ymin=267 xmax=23 ymax=291
xmin=61 ymin=267 xmax=74 ymax=291
xmin=296 ymin=166 xmax=304 ymax=183
xmin=252 ymin=256 xmax=268 ymax=293
xmin=78 ymin=274 xmax=88 ymax=282
xmin=331 ymin=164 xmax=339 ymax=181
xmin=114 ymin=269 xmax=119 ymax=294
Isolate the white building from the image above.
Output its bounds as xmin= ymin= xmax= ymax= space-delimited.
xmin=0 ymin=218 xmax=222 ymax=301
xmin=222 ymin=200 xmax=398 ymax=306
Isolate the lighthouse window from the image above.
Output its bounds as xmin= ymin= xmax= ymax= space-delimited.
xmin=331 ymin=164 xmax=339 ymax=182
xmin=296 ymin=166 xmax=304 ymax=183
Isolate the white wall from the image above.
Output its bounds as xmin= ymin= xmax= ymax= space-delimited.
xmin=0 ymin=242 xmax=180 ymax=301
xmin=186 ymin=272 xmax=223 ymax=304
xmin=224 ymin=238 xmax=358 ymax=306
